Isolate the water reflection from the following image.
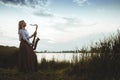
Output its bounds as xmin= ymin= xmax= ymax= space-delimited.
xmin=36 ymin=53 xmax=82 ymax=63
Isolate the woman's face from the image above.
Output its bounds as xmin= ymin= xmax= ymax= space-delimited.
xmin=22 ymin=21 xmax=26 ymax=27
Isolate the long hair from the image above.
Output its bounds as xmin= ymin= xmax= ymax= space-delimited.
xmin=18 ymin=20 xmax=25 ymax=34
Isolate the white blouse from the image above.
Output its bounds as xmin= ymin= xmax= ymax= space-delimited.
xmin=19 ymin=29 xmax=32 ymax=45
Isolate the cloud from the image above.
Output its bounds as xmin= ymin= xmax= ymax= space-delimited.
xmin=0 ymin=32 xmax=3 ymax=38
xmin=39 ymin=16 xmax=97 ymax=44
xmin=0 ymin=0 xmax=49 ymax=8
xmin=51 ymin=16 xmax=96 ymax=31
xmin=33 ymin=10 xmax=53 ymax=17
xmin=63 ymin=17 xmax=81 ymax=26
xmin=73 ymin=0 xmax=89 ymax=6
xmin=97 ymin=8 xmax=105 ymax=13
xmin=45 ymin=16 xmax=76 ymax=32
xmin=0 ymin=0 xmax=53 ymax=17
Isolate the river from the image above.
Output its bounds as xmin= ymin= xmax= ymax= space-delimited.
xmin=36 ymin=53 xmax=83 ymax=63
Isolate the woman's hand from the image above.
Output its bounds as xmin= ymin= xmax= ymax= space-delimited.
xmin=29 ymin=31 xmax=37 ymax=39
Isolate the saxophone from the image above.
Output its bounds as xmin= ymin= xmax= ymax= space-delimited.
xmin=30 ymin=24 xmax=40 ymax=50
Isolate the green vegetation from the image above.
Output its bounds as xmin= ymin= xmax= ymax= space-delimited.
xmin=69 ymin=30 xmax=120 ymax=80
xmin=1 ymin=30 xmax=120 ymax=80
xmin=0 ymin=45 xmax=18 ymax=68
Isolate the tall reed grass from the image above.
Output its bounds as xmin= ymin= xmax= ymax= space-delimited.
xmin=70 ymin=30 xmax=120 ymax=80
xmin=1 ymin=30 xmax=120 ymax=80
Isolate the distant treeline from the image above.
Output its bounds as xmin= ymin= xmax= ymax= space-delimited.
xmin=37 ymin=50 xmax=85 ymax=53
xmin=39 ymin=30 xmax=120 ymax=79
xmin=38 ymin=50 xmax=77 ymax=53
xmin=1 ymin=30 xmax=120 ymax=80
xmin=69 ymin=30 xmax=120 ymax=79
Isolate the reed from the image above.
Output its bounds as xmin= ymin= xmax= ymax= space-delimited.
xmin=70 ymin=30 xmax=120 ymax=80
xmin=1 ymin=30 xmax=120 ymax=80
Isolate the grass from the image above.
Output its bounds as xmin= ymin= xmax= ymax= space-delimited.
xmin=69 ymin=30 xmax=120 ymax=80
xmin=0 ymin=67 xmax=73 ymax=80
xmin=1 ymin=30 xmax=120 ymax=80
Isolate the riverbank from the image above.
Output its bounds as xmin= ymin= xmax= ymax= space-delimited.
xmin=1 ymin=30 xmax=120 ymax=80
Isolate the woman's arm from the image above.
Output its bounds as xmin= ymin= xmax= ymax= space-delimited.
xmin=28 ymin=31 xmax=36 ymax=39
xmin=20 ymin=30 xmax=33 ymax=45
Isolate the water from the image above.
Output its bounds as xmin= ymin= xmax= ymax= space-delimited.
xmin=36 ymin=53 xmax=82 ymax=63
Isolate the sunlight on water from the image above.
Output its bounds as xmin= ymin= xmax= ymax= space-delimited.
xmin=36 ymin=53 xmax=82 ymax=63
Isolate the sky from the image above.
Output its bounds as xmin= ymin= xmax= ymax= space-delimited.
xmin=0 ymin=0 xmax=120 ymax=51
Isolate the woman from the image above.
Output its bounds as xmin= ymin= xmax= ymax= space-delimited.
xmin=18 ymin=20 xmax=38 ymax=72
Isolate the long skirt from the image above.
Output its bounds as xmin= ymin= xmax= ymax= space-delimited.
xmin=18 ymin=40 xmax=38 ymax=72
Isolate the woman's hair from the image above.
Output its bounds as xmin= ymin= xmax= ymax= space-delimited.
xmin=18 ymin=20 xmax=25 ymax=34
